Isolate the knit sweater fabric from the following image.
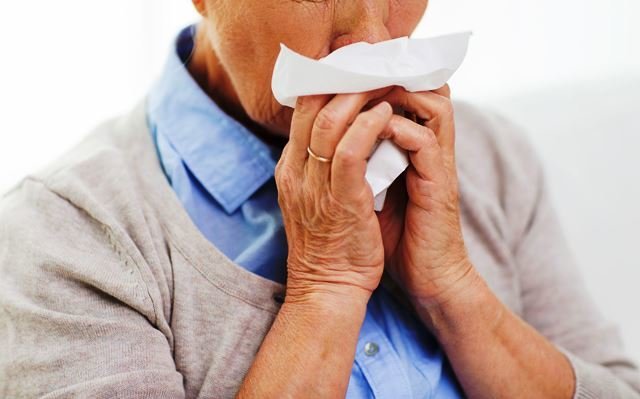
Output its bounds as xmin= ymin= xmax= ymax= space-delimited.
xmin=0 ymin=99 xmax=638 ymax=398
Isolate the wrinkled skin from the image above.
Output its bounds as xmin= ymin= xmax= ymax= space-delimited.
xmin=190 ymin=3 xmax=578 ymax=399
xmin=190 ymin=0 xmax=473 ymax=307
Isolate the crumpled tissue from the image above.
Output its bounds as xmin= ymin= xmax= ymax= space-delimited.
xmin=272 ymin=31 xmax=471 ymax=210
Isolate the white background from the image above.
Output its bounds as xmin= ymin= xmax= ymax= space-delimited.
xmin=1 ymin=1 xmax=639 ymax=361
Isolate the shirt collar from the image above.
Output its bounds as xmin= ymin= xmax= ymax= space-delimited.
xmin=147 ymin=24 xmax=278 ymax=214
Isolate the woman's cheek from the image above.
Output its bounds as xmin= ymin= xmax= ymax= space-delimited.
xmin=388 ymin=1 xmax=428 ymax=36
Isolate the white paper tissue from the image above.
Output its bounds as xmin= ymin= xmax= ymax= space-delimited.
xmin=271 ymin=32 xmax=471 ymax=210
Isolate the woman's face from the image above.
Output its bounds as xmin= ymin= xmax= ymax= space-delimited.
xmin=195 ymin=0 xmax=428 ymax=136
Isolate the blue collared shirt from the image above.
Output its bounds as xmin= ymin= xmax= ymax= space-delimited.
xmin=147 ymin=24 xmax=464 ymax=398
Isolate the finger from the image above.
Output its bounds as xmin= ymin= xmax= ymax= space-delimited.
xmin=306 ymin=91 xmax=385 ymax=185
xmin=287 ymin=95 xmax=331 ymax=167
xmin=331 ymin=111 xmax=449 ymax=201
xmin=383 ymin=115 xmax=448 ymax=184
xmin=432 ymin=83 xmax=451 ymax=99
xmin=404 ymin=136 xmax=450 ymax=212
xmin=330 ymin=101 xmax=393 ymax=201
xmin=381 ymin=115 xmax=429 ymax=152
xmin=377 ymin=87 xmax=456 ymax=153
xmin=308 ymin=87 xmax=395 ymax=161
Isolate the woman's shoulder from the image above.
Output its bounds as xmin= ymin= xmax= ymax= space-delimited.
xmin=452 ymin=100 xmax=547 ymax=249
xmin=453 ymin=99 xmax=543 ymax=187
xmin=24 ymin=101 xmax=150 ymax=199
xmin=1 ymin=101 xmax=155 ymax=235
xmin=453 ymin=99 xmax=544 ymax=198
xmin=0 ymin=101 xmax=164 ymax=323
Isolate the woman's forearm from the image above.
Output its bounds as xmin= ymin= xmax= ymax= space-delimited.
xmin=414 ymin=269 xmax=575 ymax=399
xmin=236 ymin=288 xmax=369 ymax=398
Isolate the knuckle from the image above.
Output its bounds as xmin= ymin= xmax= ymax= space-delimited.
xmin=436 ymin=97 xmax=454 ymax=117
xmin=314 ymin=106 xmax=339 ymax=132
xmin=355 ymin=113 xmax=378 ymax=130
xmin=274 ymin=160 xmax=286 ymax=180
xmin=408 ymin=172 xmax=436 ymax=197
xmin=422 ymin=127 xmax=438 ymax=146
xmin=274 ymin=164 xmax=294 ymax=189
xmin=439 ymin=83 xmax=451 ymax=95
xmin=295 ymin=96 xmax=308 ymax=112
xmin=378 ymin=123 xmax=394 ymax=140
xmin=274 ymin=149 xmax=289 ymax=178
xmin=295 ymin=95 xmax=321 ymax=115
xmin=294 ymin=98 xmax=313 ymax=118
xmin=334 ymin=147 xmax=359 ymax=167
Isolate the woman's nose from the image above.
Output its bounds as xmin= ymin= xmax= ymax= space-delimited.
xmin=330 ymin=23 xmax=391 ymax=52
xmin=330 ymin=1 xmax=391 ymax=52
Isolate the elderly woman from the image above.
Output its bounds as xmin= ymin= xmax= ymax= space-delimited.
xmin=1 ymin=1 xmax=639 ymax=398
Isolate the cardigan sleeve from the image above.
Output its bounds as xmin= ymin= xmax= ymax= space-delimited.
xmin=0 ymin=178 xmax=185 ymax=398
xmin=499 ymin=118 xmax=640 ymax=398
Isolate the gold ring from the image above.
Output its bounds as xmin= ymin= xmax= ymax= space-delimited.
xmin=307 ymin=146 xmax=332 ymax=163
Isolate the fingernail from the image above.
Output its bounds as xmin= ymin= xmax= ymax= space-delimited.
xmin=373 ymin=101 xmax=391 ymax=115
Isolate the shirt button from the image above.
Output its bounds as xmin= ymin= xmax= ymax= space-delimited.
xmin=363 ymin=341 xmax=379 ymax=357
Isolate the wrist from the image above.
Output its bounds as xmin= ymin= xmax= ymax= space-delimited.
xmin=410 ymin=264 xmax=503 ymax=343
xmin=243 ymin=278 xmax=371 ymax=398
xmin=280 ymin=283 xmax=371 ymax=345
xmin=285 ymin=257 xmax=380 ymax=307
xmin=284 ymin=279 xmax=372 ymax=311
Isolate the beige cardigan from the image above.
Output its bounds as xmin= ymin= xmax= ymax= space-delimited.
xmin=0 ymin=99 xmax=638 ymax=398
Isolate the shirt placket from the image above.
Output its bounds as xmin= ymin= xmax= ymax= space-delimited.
xmin=354 ymin=310 xmax=416 ymax=399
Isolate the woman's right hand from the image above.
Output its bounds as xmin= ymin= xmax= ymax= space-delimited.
xmin=275 ymin=91 xmax=425 ymax=303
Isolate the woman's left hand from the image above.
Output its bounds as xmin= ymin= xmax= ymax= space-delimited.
xmin=375 ymin=85 xmax=477 ymax=312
